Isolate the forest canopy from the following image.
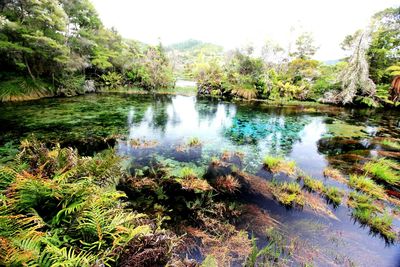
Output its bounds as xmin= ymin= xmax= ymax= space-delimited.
xmin=0 ymin=0 xmax=174 ymax=101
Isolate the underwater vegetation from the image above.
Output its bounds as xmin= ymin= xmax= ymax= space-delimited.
xmin=0 ymin=139 xmax=399 ymax=266
xmin=324 ymin=120 xmax=368 ymax=138
xmin=225 ymin=115 xmax=309 ymax=152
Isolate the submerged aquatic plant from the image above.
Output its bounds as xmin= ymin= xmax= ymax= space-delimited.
xmin=364 ymin=158 xmax=400 ymax=185
xmin=263 ymin=156 xmax=296 ymax=175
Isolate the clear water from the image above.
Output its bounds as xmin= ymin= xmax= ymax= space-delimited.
xmin=1 ymin=93 xmax=399 ymax=266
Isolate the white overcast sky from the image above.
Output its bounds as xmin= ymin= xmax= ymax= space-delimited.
xmin=90 ymin=0 xmax=399 ymax=60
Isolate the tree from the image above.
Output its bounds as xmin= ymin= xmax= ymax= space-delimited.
xmin=367 ymin=7 xmax=400 ymax=84
xmin=291 ymin=32 xmax=319 ymax=59
xmin=337 ymin=31 xmax=376 ymax=104
xmin=261 ymin=38 xmax=286 ymax=67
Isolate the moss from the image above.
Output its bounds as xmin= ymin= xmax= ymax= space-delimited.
xmin=263 ymin=156 xmax=296 ymax=175
xmin=325 ymin=120 xmax=367 ymax=138
xmin=364 ymin=158 xmax=400 ymax=185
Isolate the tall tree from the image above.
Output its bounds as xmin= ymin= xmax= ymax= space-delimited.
xmin=338 ymin=31 xmax=376 ymax=104
xmin=291 ymin=32 xmax=319 ymax=59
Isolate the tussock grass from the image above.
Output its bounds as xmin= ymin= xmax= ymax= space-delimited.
xmin=0 ymin=77 xmax=54 ymax=102
xmin=215 ymin=175 xmax=240 ymax=193
xmin=380 ymin=139 xmax=400 ymax=150
xmin=263 ymin=156 xmax=296 ymax=175
xmin=348 ymin=191 xmax=396 ymax=241
xmin=303 ymin=175 xmax=325 ymax=193
xmin=348 ymin=175 xmax=386 ymax=199
xmin=187 ymin=137 xmax=201 ymax=147
xmin=323 ymin=167 xmax=348 ymax=184
xmin=364 ymin=158 xmax=400 ymax=185
xmin=272 ymin=181 xmax=304 ymax=207
xmin=324 ymin=186 xmax=344 ymax=206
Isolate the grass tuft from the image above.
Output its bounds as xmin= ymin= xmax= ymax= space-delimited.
xmin=348 ymin=175 xmax=386 ymax=199
xmin=364 ymin=158 xmax=400 ymax=185
xmin=263 ymin=156 xmax=296 ymax=175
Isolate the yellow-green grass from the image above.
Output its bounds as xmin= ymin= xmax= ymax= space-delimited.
xmin=263 ymin=156 xmax=296 ymax=175
xmin=364 ymin=158 xmax=400 ymax=185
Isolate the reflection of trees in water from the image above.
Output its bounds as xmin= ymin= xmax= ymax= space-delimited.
xmin=226 ymin=112 xmax=309 ymax=154
xmin=128 ymin=95 xmax=173 ymax=134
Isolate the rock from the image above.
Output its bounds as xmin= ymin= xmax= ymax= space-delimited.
xmin=83 ymin=80 xmax=96 ymax=93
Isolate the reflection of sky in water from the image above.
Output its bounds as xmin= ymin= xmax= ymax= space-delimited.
xmin=289 ymin=119 xmax=328 ymax=178
xmin=123 ymin=95 xmax=320 ymax=172
xmin=127 ymin=96 xmax=236 ymax=142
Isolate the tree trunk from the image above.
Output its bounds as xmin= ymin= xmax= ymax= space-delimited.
xmin=24 ymin=56 xmax=36 ymax=81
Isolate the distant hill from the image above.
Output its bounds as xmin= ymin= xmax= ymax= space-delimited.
xmin=166 ymin=39 xmax=224 ymax=78
xmin=323 ymin=59 xmax=342 ymax=65
xmin=166 ymin=39 xmax=223 ymax=52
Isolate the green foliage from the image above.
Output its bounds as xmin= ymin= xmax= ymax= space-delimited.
xmin=0 ymin=76 xmax=53 ymax=101
xmin=380 ymin=139 xmax=400 ymax=150
xmin=126 ymin=45 xmax=174 ymax=90
xmin=303 ymin=175 xmax=325 ymax=192
xmin=364 ymin=158 xmax=400 ymax=185
xmin=0 ymin=141 xmax=19 ymax=164
xmin=0 ymin=1 xmax=175 ymax=100
xmin=348 ymin=175 xmax=386 ymax=199
xmin=192 ymin=56 xmax=226 ymax=95
xmin=368 ymin=7 xmax=400 ymax=84
xmin=0 ymin=140 xmax=154 ymax=266
xmin=324 ymin=186 xmax=344 ymax=206
xmin=101 ymin=71 xmax=123 ymax=89
xmin=263 ymin=156 xmax=296 ymax=175
xmin=56 ymin=74 xmax=85 ymax=96
xmin=348 ymin=191 xmax=396 ymax=241
xmin=386 ymin=65 xmax=400 ymax=76
xmin=291 ymin=32 xmax=319 ymax=60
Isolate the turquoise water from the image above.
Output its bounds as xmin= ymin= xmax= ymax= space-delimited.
xmin=1 ymin=93 xmax=400 ymax=266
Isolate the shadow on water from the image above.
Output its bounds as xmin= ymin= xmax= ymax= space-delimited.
xmin=1 ymin=93 xmax=400 ymax=266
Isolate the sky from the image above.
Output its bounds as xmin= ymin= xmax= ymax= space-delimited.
xmin=90 ymin=0 xmax=399 ymax=60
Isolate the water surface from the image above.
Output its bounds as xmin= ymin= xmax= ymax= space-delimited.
xmin=1 ymin=93 xmax=400 ymax=266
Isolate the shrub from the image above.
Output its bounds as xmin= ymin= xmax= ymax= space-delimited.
xmin=101 ymin=71 xmax=123 ymax=89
